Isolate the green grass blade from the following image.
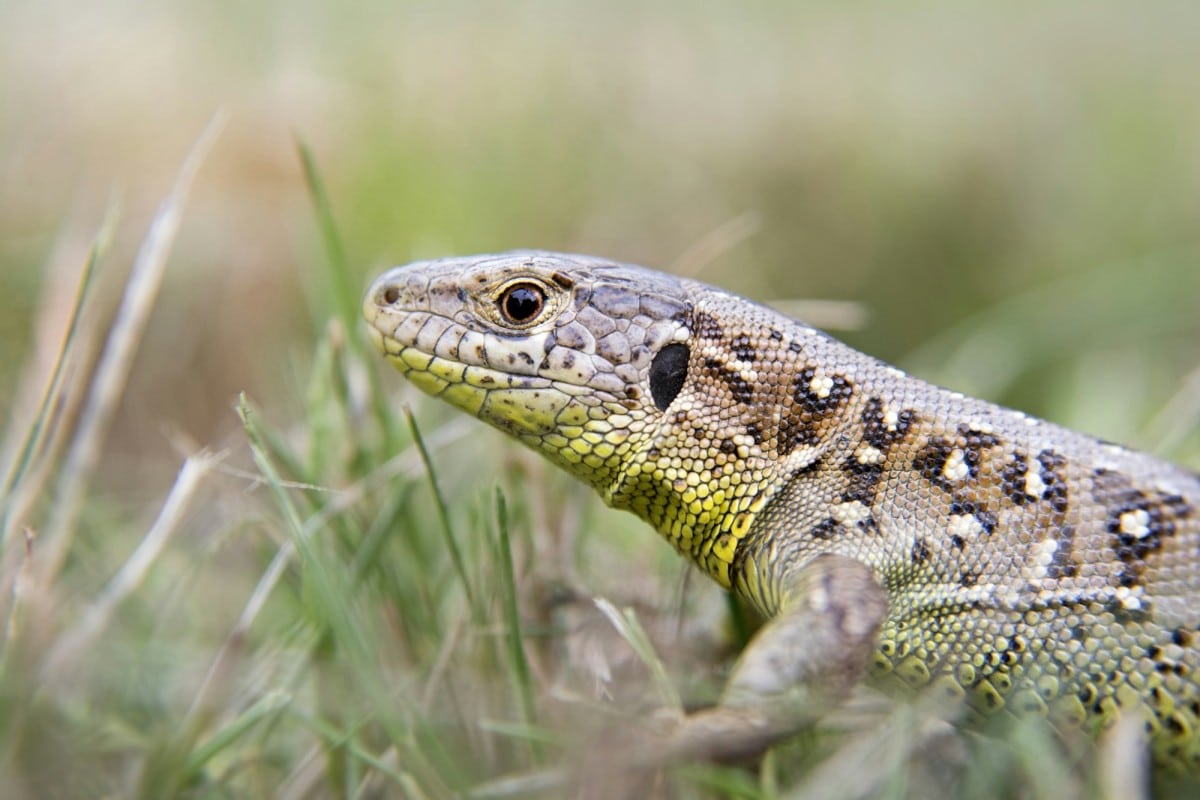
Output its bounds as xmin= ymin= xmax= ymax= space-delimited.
xmin=494 ymin=488 xmax=540 ymax=759
xmin=185 ymin=690 xmax=292 ymax=775
xmin=295 ymin=136 xmax=354 ymax=328
xmin=296 ymin=136 xmax=400 ymax=454
xmin=404 ymin=407 xmax=479 ymax=616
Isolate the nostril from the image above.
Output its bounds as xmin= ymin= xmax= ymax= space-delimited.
xmin=382 ymin=285 xmax=401 ymax=305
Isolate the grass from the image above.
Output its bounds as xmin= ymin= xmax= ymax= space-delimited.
xmin=2 ymin=5 xmax=1199 ymax=796
xmin=1 ymin=132 xmax=1197 ymax=800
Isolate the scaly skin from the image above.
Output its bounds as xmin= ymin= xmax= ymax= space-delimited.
xmin=364 ymin=251 xmax=1200 ymax=769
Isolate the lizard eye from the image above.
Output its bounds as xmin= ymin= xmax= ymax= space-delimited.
xmin=498 ymin=283 xmax=545 ymax=326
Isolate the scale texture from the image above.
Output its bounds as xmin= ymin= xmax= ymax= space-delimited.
xmin=364 ymin=251 xmax=1200 ymax=768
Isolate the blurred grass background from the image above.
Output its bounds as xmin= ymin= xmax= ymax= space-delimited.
xmin=1 ymin=0 xmax=1198 ymax=797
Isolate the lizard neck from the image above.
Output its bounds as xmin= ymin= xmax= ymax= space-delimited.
xmin=603 ymin=416 xmax=788 ymax=590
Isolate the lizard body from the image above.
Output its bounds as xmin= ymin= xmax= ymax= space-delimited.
xmin=364 ymin=251 xmax=1200 ymax=769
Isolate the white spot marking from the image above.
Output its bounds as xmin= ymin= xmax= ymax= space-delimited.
xmin=1119 ymin=509 xmax=1151 ymax=539
xmin=948 ymin=513 xmax=985 ymax=540
xmin=831 ymin=500 xmax=871 ymax=525
xmin=883 ymin=407 xmax=900 ymax=430
xmin=942 ymin=449 xmax=969 ymax=482
xmin=784 ymin=444 xmax=822 ymax=471
xmin=809 ymin=373 xmax=834 ymax=399
xmin=1032 ymin=538 xmax=1058 ymax=570
xmin=1115 ymin=585 xmax=1145 ymax=610
xmin=855 ymin=444 xmax=884 ymax=465
xmin=1024 ymin=469 xmax=1047 ymax=499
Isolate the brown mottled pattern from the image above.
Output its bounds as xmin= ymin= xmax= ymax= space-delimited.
xmin=364 ymin=251 xmax=1200 ymax=769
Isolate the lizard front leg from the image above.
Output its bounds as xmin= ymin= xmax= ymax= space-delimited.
xmin=650 ymin=554 xmax=887 ymax=764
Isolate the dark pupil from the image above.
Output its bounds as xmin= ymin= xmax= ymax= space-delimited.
xmin=503 ymin=286 xmax=542 ymax=322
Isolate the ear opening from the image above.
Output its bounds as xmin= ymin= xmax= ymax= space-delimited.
xmin=649 ymin=343 xmax=690 ymax=411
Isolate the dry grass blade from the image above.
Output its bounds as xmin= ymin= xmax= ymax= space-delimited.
xmin=593 ymin=596 xmax=681 ymax=711
xmin=671 ymin=210 xmax=763 ymax=279
xmin=42 ymin=451 xmax=219 ymax=678
xmin=1140 ymin=362 xmax=1200 ymax=456
xmin=0 ymin=201 xmax=114 ymax=549
xmin=35 ymin=111 xmax=228 ymax=583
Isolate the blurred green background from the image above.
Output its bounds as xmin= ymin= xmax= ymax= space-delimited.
xmin=3 ymin=0 xmax=1198 ymax=484
xmin=1 ymin=1 xmax=1199 ymax=796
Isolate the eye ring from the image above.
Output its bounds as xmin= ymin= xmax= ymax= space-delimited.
xmin=497 ymin=282 xmax=546 ymax=326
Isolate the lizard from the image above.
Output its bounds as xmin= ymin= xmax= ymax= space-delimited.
xmin=362 ymin=250 xmax=1200 ymax=771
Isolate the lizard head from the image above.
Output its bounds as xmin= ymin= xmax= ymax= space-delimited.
xmin=366 ymin=250 xmax=832 ymax=587
xmin=364 ymin=251 xmax=695 ymax=498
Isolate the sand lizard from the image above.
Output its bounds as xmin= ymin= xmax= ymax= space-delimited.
xmin=363 ymin=251 xmax=1200 ymax=770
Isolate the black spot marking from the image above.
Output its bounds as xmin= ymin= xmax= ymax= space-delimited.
xmin=957 ymin=423 xmax=1002 ymax=451
xmin=731 ymin=335 xmax=757 ymax=363
xmin=788 ymin=341 xmax=803 ymax=354
xmin=779 ymin=418 xmax=819 ymax=454
xmin=1045 ymin=525 xmax=1079 ymax=579
xmin=861 ymin=398 xmax=916 ymax=451
xmin=915 ymin=426 xmax=1002 ymax=489
xmin=705 ymin=358 xmax=754 ymax=404
xmin=790 ymin=454 xmax=825 ymax=478
xmin=550 ymin=271 xmax=576 ymax=289
xmin=1173 ymin=629 xmax=1194 ymax=647
xmin=810 ymin=518 xmax=839 ymax=539
xmin=649 ymin=344 xmax=689 ymax=411
xmin=744 ymin=423 xmax=764 ymax=446
xmin=694 ymin=310 xmax=724 ymax=340
xmin=718 ymin=438 xmax=738 ymax=456
xmin=841 ymin=459 xmax=884 ymax=505
xmin=768 ymin=329 xmax=784 ymax=341
xmin=911 ymin=537 xmax=931 ymax=564
xmin=1107 ymin=485 xmax=1193 ymax=579
xmin=857 ymin=516 xmax=879 ymax=534
xmin=1037 ymin=450 xmax=1070 ymax=514
xmin=793 ymin=367 xmax=853 ymax=416
xmin=950 ymin=500 xmax=997 ymax=535
xmin=775 ymin=367 xmax=854 ymax=457
xmin=914 ymin=437 xmax=955 ymax=488
xmin=1001 ymin=452 xmax=1034 ymax=505
xmin=950 ymin=534 xmax=965 ymax=550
